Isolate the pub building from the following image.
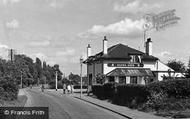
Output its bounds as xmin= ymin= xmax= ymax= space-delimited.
xmin=83 ymin=36 xmax=183 ymax=85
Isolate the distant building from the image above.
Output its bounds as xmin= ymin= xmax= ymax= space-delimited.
xmin=83 ymin=36 xmax=184 ymax=85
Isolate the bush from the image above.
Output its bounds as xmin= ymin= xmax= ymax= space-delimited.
xmin=147 ymin=79 xmax=190 ymax=99
xmin=0 ymin=78 xmax=19 ymax=101
xmin=113 ymin=84 xmax=149 ymax=108
xmin=92 ymin=84 xmax=105 ymax=99
xmin=48 ymin=80 xmax=63 ymax=89
xmin=92 ymin=83 xmax=117 ymax=100
xmin=73 ymin=85 xmax=87 ymax=89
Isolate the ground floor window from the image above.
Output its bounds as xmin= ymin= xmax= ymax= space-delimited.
xmin=130 ymin=76 xmax=137 ymax=84
xmin=108 ymin=76 xmax=115 ymax=82
xmin=119 ymin=76 xmax=126 ymax=84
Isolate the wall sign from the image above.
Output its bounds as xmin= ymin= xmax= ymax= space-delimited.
xmin=107 ymin=63 xmax=144 ymax=67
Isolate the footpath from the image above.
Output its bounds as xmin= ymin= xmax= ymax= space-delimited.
xmin=48 ymin=89 xmax=167 ymax=119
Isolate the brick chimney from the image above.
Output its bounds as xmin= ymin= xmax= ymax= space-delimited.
xmin=87 ymin=44 xmax=91 ymax=58
xmin=146 ymin=38 xmax=152 ymax=55
xmin=103 ymin=36 xmax=108 ymax=55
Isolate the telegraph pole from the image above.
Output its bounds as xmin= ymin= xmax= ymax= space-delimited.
xmin=80 ymin=57 xmax=83 ymax=98
xmin=55 ymin=71 xmax=58 ymax=91
xmin=21 ymin=72 xmax=23 ymax=88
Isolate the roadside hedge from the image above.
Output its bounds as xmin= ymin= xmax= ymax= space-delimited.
xmin=0 ymin=78 xmax=19 ymax=100
xmin=113 ymin=84 xmax=149 ymax=108
xmin=147 ymin=79 xmax=190 ymax=99
xmin=92 ymin=78 xmax=190 ymax=109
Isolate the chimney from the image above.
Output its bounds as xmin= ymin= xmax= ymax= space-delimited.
xmin=87 ymin=44 xmax=91 ymax=58
xmin=103 ymin=36 xmax=108 ymax=55
xmin=145 ymin=38 xmax=152 ymax=55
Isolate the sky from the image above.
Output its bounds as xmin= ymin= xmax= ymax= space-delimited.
xmin=0 ymin=0 xmax=190 ymax=75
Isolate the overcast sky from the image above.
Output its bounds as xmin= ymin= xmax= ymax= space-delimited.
xmin=0 ymin=0 xmax=189 ymax=75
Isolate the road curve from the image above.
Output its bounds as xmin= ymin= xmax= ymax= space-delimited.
xmin=23 ymin=88 xmax=127 ymax=119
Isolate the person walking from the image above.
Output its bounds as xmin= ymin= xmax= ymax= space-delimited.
xmin=63 ymin=83 xmax=66 ymax=94
xmin=71 ymin=83 xmax=74 ymax=93
xmin=67 ymin=84 xmax=71 ymax=94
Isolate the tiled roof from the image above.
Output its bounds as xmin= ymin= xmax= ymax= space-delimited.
xmin=84 ymin=43 xmax=158 ymax=63
xmin=106 ymin=68 xmax=154 ymax=77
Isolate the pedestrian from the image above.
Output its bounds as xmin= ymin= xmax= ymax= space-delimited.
xmin=71 ymin=83 xmax=74 ymax=93
xmin=67 ymin=84 xmax=71 ymax=94
xmin=41 ymin=84 xmax=44 ymax=92
xmin=63 ymin=83 xmax=66 ymax=94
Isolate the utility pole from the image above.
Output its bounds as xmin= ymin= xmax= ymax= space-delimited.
xmin=21 ymin=72 xmax=22 ymax=88
xmin=55 ymin=71 xmax=58 ymax=91
xmin=80 ymin=57 xmax=83 ymax=98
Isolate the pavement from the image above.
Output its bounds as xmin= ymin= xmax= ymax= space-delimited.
xmin=47 ymin=89 xmax=167 ymax=119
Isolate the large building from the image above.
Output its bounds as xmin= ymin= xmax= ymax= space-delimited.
xmin=83 ymin=36 xmax=183 ymax=85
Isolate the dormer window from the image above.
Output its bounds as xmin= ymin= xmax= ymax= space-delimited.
xmin=130 ymin=55 xmax=140 ymax=63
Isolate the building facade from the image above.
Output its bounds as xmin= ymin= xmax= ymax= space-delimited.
xmin=84 ymin=36 xmax=183 ymax=85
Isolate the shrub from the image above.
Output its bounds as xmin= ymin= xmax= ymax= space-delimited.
xmin=91 ymin=85 xmax=105 ymax=99
xmin=48 ymin=80 xmax=63 ymax=89
xmin=73 ymin=85 xmax=87 ymax=89
xmin=146 ymin=79 xmax=190 ymax=99
xmin=103 ymin=82 xmax=117 ymax=99
xmin=0 ymin=78 xmax=19 ymax=100
xmin=113 ymin=84 xmax=149 ymax=108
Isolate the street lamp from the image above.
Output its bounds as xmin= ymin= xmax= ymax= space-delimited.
xmin=80 ymin=57 xmax=83 ymax=98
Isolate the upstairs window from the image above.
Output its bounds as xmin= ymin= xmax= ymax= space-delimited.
xmin=130 ymin=55 xmax=140 ymax=63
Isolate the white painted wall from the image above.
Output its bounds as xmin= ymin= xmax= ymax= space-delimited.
xmin=143 ymin=61 xmax=157 ymax=70
xmin=157 ymin=60 xmax=174 ymax=71
xmin=126 ymin=77 xmax=130 ymax=84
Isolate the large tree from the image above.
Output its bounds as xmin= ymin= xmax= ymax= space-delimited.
xmin=186 ymin=58 xmax=190 ymax=78
xmin=167 ymin=59 xmax=186 ymax=72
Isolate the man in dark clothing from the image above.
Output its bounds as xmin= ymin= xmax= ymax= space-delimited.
xmin=63 ymin=83 xmax=66 ymax=94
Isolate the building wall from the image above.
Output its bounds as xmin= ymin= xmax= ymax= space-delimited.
xmin=143 ymin=61 xmax=157 ymax=70
xmin=94 ymin=62 xmax=103 ymax=76
xmin=87 ymin=59 xmax=183 ymax=84
xmin=157 ymin=60 xmax=173 ymax=71
xmin=103 ymin=60 xmax=136 ymax=74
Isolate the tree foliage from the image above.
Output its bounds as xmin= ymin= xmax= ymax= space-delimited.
xmin=185 ymin=58 xmax=190 ymax=78
xmin=0 ymin=54 xmax=63 ymax=100
xmin=167 ymin=59 xmax=186 ymax=72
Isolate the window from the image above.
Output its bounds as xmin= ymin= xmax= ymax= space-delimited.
xmin=108 ymin=76 xmax=115 ymax=82
xmin=130 ymin=76 xmax=137 ymax=84
xmin=119 ymin=76 xmax=126 ymax=84
xmin=130 ymin=55 xmax=140 ymax=63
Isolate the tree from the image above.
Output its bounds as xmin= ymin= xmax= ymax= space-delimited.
xmin=68 ymin=72 xmax=80 ymax=85
xmin=96 ymin=73 xmax=106 ymax=84
xmin=186 ymin=58 xmax=190 ymax=78
xmin=167 ymin=59 xmax=186 ymax=72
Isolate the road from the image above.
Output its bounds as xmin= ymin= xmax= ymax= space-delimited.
xmin=22 ymin=88 xmax=127 ymax=119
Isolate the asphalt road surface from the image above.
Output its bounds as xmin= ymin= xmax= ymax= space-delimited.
xmin=23 ymin=88 xmax=127 ymax=119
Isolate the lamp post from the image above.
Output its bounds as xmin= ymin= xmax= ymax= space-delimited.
xmin=80 ymin=57 xmax=83 ymax=98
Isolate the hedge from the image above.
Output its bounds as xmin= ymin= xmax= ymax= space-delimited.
xmin=113 ymin=84 xmax=149 ymax=108
xmin=0 ymin=78 xmax=19 ymax=101
xmin=147 ymin=79 xmax=190 ymax=99
xmin=92 ymin=79 xmax=190 ymax=109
